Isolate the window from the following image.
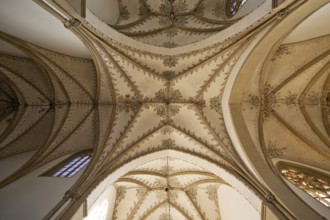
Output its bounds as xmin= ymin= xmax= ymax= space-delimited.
xmin=42 ymin=151 xmax=91 ymax=178
xmin=279 ymin=163 xmax=330 ymax=207
xmin=226 ymin=0 xmax=248 ymax=17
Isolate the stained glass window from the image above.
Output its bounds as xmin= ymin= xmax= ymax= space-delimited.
xmin=226 ymin=0 xmax=248 ymax=17
xmin=279 ymin=163 xmax=330 ymax=207
xmin=42 ymin=151 xmax=91 ymax=178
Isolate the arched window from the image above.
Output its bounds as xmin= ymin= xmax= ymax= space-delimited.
xmin=278 ymin=162 xmax=330 ymax=207
xmin=226 ymin=0 xmax=248 ymax=17
xmin=42 ymin=151 xmax=92 ymax=178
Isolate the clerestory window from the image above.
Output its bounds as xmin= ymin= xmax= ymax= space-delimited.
xmin=42 ymin=151 xmax=91 ymax=178
xmin=279 ymin=163 xmax=330 ymax=207
xmin=226 ymin=0 xmax=248 ymax=17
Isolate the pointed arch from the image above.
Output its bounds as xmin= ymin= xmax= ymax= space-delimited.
xmin=278 ymin=162 xmax=330 ymax=208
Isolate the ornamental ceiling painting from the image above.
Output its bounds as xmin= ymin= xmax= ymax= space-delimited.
xmin=0 ymin=0 xmax=330 ymax=219
xmin=112 ymin=157 xmax=225 ymax=220
xmin=111 ymin=0 xmax=239 ymax=48
xmin=0 ymin=13 xmax=250 ymax=188
xmin=240 ymin=34 xmax=330 ymax=170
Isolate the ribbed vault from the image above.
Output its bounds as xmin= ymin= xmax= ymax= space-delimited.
xmin=0 ymin=0 xmax=268 ymax=216
xmin=227 ymin=1 xmax=330 ymax=219
xmin=0 ymin=34 xmax=102 ymax=187
xmin=0 ymin=0 xmax=329 ymax=220
xmin=0 ymin=73 xmax=19 ymax=137
xmin=240 ymin=34 xmax=330 ymax=170
xmin=112 ymin=157 xmax=225 ymax=220
xmin=111 ymin=0 xmax=239 ymax=48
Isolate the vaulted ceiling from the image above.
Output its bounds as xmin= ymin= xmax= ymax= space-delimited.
xmin=112 ymin=157 xmax=226 ymax=220
xmin=0 ymin=0 xmax=257 ymax=187
xmin=0 ymin=0 xmax=329 ymax=219
xmin=111 ymin=0 xmax=239 ymax=48
xmin=240 ymin=34 xmax=330 ymax=170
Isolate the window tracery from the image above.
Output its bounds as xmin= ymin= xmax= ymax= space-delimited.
xmin=226 ymin=0 xmax=248 ymax=17
xmin=42 ymin=151 xmax=91 ymax=178
xmin=279 ymin=163 xmax=330 ymax=207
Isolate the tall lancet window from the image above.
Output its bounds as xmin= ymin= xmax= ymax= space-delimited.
xmin=279 ymin=162 xmax=330 ymax=207
xmin=42 ymin=151 xmax=92 ymax=178
xmin=226 ymin=0 xmax=248 ymax=17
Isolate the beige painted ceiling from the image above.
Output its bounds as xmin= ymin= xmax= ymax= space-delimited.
xmin=0 ymin=0 xmax=330 ymax=220
xmin=0 ymin=73 xmax=18 ymax=136
xmin=0 ymin=0 xmax=329 ymax=57
xmin=240 ymin=34 xmax=330 ymax=170
xmin=0 ymin=0 xmax=90 ymax=58
xmin=111 ymin=0 xmax=238 ymax=48
xmin=283 ymin=3 xmax=330 ymax=44
xmin=112 ymin=157 xmax=226 ymax=220
xmin=0 ymin=2 xmax=266 ymax=217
